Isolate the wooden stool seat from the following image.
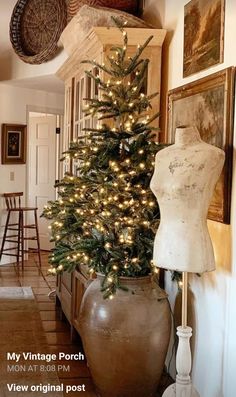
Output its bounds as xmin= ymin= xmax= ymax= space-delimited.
xmin=0 ymin=192 xmax=42 ymax=269
xmin=7 ymin=207 xmax=38 ymax=212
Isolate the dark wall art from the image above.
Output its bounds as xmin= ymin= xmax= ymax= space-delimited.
xmin=184 ymin=0 xmax=225 ymax=77
xmin=1 ymin=124 xmax=27 ymax=165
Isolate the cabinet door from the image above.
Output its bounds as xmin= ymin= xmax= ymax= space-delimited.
xmin=61 ymin=271 xmax=72 ymax=292
xmin=72 ymin=271 xmax=88 ymax=333
xmin=63 ymin=79 xmax=74 ymax=174
xmin=60 ymin=271 xmax=73 ymax=323
xmin=61 ymin=284 xmax=72 ymax=324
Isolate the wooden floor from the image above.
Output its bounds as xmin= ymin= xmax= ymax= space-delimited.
xmin=0 ymin=252 xmax=173 ymax=397
xmin=0 ymin=252 xmax=97 ymax=397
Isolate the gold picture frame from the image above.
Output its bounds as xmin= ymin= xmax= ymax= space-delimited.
xmin=167 ymin=67 xmax=235 ymax=224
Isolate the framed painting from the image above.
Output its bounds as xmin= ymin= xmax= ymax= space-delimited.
xmin=1 ymin=124 xmax=27 ymax=164
xmin=167 ymin=67 xmax=235 ymax=224
xmin=183 ymin=0 xmax=225 ymax=77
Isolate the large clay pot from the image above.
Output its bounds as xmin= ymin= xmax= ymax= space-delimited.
xmin=79 ymin=275 xmax=171 ymax=397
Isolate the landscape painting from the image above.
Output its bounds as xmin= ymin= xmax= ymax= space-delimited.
xmin=167 ymin=68 xmax=235 ymax=224
xmin=183 ymin=0 xmax=225 ymax=77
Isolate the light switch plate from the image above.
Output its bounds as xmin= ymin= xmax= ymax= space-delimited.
xmin=10 ymin=172 xmax=14 ymax=181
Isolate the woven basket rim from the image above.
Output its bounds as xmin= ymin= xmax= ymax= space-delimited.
xmin=10 ymin=0 xmax=67 ymax=65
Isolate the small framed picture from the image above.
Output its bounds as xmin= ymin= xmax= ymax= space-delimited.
xmin=167 ymin=67 xmax=235 ymax=224
xmin=1 ymin=124 xmax=27 ymax=164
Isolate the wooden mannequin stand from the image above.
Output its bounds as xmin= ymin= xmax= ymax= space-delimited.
xmin=163 ymin=272 xmax=200 ymax=397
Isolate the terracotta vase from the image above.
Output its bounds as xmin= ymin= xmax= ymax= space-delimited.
xmin=79 ymin=275 xmax=171 ymax=397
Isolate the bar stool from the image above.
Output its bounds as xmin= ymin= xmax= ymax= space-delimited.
xmin=0 ymin=192 xmax=42 ymax=270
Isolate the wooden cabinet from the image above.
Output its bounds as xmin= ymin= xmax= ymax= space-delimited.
xmin=56 ymin=25 xmax=166 ymax=335
xmin=57 ymin=27 xmax=166 ymax=152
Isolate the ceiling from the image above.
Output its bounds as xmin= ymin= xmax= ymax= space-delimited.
xmin=0 ymin=0 xmax=65 ymax=94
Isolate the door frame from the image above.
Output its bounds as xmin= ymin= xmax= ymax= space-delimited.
xmin=26 ymin=105 xmax=63 ymax=208
xmin=26 ymin=106 xmax=63 ymax=251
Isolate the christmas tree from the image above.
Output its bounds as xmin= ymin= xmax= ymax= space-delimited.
xmin=42 ymin=20 xmax=164 ymax=298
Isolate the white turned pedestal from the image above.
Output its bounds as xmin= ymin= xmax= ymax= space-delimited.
xmin=163 ymin=326 xmax=200 ymax=397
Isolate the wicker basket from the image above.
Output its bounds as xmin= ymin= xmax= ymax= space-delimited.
xmin=10 ymin=0 xmax=67 ymax=64
xmin=67 ymin=0 xmax=139 ymax=22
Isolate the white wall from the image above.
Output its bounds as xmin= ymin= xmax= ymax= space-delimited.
xmin=0 ymin=83 xmax=64 ymax=264
xmin=0 ymin=0 xmax=67 ymax=83
xmin=144 ymin=1 xmax=236 ymax=396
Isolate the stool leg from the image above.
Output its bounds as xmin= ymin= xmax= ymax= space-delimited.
xmin=0 ymin=211 xmax=10 ymax=262
xmin=20 ymin=210 xmax=24 ymax=270
xmin=16 ymin=211 xmax=21 ymax=269
xmin=34 ymin=210 xmax=42 ymax=268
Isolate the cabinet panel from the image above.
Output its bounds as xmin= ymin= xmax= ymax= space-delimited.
xmin=61 ymin=271 xmax=72 ymax=292
xmin=72 ymin=271 xmax=87 ymax=333
xmin=61 ymin=283 xmax=72 ymax=323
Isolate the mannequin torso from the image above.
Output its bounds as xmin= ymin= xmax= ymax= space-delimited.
xmin=150 ymin=126 xmax=225 ymax=272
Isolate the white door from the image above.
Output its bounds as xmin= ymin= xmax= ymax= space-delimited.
xmin=28 ymin=114 xmax=57 ymax=250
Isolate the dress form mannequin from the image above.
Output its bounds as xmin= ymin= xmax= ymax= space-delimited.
xmin=150 ymin=125 xmax=225 ymax=273
xmin=150 ymin=126 xmax=225 ymax=397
